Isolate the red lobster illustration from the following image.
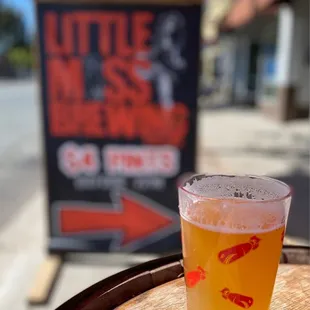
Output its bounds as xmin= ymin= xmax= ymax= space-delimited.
xmin=221 ymin=288 xmax=254 ymax=308
xmin=185 ymin=266 xmax=206 ymax=288
xmin=218 ymin=236 xmax=261 ymax=264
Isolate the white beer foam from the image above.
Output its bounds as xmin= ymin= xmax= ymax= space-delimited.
xmin=180 ymin=175 xmax=290 ymax=233
xmin=183 ymin=175 xmax=289 ymax=201
xmin=181 ymin=213 xmax=285 ymax=234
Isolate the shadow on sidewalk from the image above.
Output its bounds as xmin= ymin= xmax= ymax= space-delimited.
xmin=201 ymin=128 xmax=309 ymax=161
xmin=201 ymin=145 xmax=309 ymax=160
xmin=272 ymin=168 xmax=310 ymax=243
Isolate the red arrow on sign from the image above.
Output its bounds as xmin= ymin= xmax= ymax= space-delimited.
xmin=58 ymin=192 xmax=178 ymax=249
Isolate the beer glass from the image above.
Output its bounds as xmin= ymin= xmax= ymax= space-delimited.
xmin=178 ymin=174 xmax=291 ymax=310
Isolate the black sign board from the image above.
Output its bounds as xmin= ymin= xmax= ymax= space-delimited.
xmin=37 ymin=1 xmax=201 ymax=253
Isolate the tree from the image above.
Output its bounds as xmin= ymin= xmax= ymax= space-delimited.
xmin=0 ymin=4 xmax=27 ymax=48
xmin=0 ymin=3 xmax=32 ymax=75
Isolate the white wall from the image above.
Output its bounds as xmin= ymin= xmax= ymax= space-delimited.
xmin=275 ymin=5 xmax=295 ymax=86
xmin=274 ymin=0 xmax=309 ymax=108
xmin=294 ymin=0 xmax=309 ymax=107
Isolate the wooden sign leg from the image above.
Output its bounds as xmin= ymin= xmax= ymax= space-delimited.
xmin=27 ymin=254 xmax=63 ymax=305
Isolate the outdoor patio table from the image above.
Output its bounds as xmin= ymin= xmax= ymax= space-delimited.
xmin=57 ymin=246 xmax=310 ymax=310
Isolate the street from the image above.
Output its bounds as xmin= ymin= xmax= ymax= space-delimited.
xmin=0 ymin=79 xmax=42 ymax=230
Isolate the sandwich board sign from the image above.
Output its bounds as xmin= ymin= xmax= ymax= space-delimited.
xmin=36 ymin=0 xmax=201 ymax=253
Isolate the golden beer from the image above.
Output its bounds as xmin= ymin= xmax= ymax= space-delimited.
xmin=178 ymin=175 xmax=291 ymax=310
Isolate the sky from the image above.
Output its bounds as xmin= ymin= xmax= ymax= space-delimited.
xmin=2 ymin=0 xmax=36 ymax=38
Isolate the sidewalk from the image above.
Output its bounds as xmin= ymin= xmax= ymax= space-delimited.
xmin=197 ymin=108 xmax=309 ymax=176
xmin=0 ymin=107 xmax=308 ymax=309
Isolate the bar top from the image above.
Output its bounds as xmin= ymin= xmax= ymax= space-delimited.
xmin=117 ymin=265 xmax=310 ymax=309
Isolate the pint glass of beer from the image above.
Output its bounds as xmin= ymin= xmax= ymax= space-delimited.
xmin=178 ymin=174 xmax=291 ymax=310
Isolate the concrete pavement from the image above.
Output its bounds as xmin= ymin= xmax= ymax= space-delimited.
xmin=0 ymin=80 xmax=42 ymax=230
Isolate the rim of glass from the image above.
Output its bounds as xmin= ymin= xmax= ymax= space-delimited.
xmin=178 ymin=174 xmax=292 ymax=203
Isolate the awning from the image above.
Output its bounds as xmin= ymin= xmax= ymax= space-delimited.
xmin=221 ymin=0 xmax=286 ymax=30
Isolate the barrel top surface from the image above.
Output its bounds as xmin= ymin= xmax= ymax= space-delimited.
xmin=117 ymin=264 xmax=310 ymax=309
xmin=57 ymin=248 xmax=310 ymax=310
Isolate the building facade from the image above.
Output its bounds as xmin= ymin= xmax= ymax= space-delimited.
xmin=201 ymin=0 xmax=309 ymax=120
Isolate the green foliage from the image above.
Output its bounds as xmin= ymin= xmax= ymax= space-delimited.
xmin=7 ymin=47 xmax=34 ymax=68
xmin=0 ymin=4 xmax=27 ymax=47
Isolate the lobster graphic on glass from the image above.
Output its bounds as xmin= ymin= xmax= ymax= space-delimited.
xmin=179 ymin=174 xmax=291 ymax=309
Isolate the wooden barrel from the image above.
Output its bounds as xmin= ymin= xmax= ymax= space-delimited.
xmin=57 ymin=246 xmax=310 ymax=310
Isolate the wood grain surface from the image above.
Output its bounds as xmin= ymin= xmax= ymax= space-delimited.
xmin=56 ymin=249 xmax=309 ymax=310
xmin=117 ymin=265 xmax=310 ymax=310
